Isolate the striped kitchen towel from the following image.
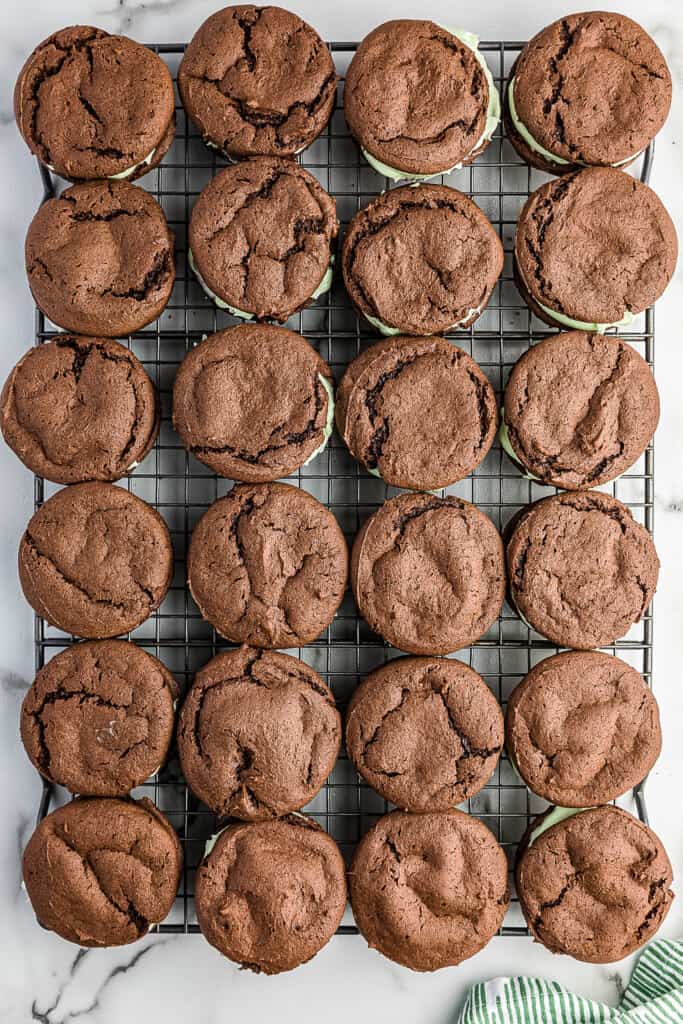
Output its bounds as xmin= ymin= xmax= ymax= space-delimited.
xmin=459 ymin=940 xmax=683 ymax=1024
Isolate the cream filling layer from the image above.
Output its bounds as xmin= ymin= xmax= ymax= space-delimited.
xmin=498 ymin=412 xmax=541 ymax=481
xmin=363 ymin=304 xmax=483 ymax=337
xmin=189 ymin=249 xmax=333 ymax=319
xmin=528 ymin=805 xmax=592 ymax=847
xmin=303 ymin=374 xmax=336 ymax=466
xmin=47 ymin=147 xmax=158 ymax=180
xmin=516 ymin=260 xmax=635 ymax=334
xmin=507 ymin=78 xmax=643 ymax=169
xmin=362 ymin=28 xmax=501 ymax=182
xmin=108 ymin=147 xmax=157 ymax=180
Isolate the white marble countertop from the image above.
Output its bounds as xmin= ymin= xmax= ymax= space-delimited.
xmin=1 ymin=2 xmax=682 ymax=1021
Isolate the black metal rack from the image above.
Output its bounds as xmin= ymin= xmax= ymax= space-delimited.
xmin=32 ymin=40 xmax=654 ymax=937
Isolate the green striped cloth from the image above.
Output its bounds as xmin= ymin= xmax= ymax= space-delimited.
xmin=459 ymin=941 xmax=683 ymax=1024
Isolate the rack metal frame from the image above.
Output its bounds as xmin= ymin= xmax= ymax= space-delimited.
xmin=32 ymin=40 xmax=654 ymax=937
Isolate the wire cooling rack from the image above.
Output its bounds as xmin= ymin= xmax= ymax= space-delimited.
xmin=31 ymin=40 xmax=655 ymax=938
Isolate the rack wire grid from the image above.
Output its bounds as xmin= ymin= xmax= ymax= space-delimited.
xmin=32 ymin=40 xmax=655 ymax=939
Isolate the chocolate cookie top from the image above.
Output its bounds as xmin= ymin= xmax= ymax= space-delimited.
xmin=351 ymin=493 xmax=505 ymax=655
xmin=178 ymin=646 xmax=341 ymax=818
xmin=22 ymin=797 xmax=182 ymax=946
xmin=342 ymin=185 xmax=503 ymax=335
xmin=178 ymin=6 xmax=336 ymax=158
xmin=14 ymin=26 xmax=176 ymax=182
xmin=189 ymin=157 xmax=337 ymax=322
xmin=344 ymin=21 xmax=491 ymax=176
xmin=188 ymin=482 xmax=348 ymax=648
xmin=25 ymin=180 xmax=175 ymax=337
xmin=350 ymin=810 xmax=509 ymax=971
xmin=506 ymin=13 xmax=671 ymax=173
xmin=173 ymin=324 xmax=334 ymax=481
xmin=506 ymin=491 xmax=659 ymax=649
xmin=1 ymin=336 xmax=159 ymax=484
xmin=514 ymin=169 xmax=677 ymax=328
xmin=503 ymin=332 xmax=659 ymax=489
xmin=507 ymin=651 xmax=663 ymax=811
xmin=195 ymin=815 xmax=347 ymax=973
xmin=336 ymin=336 xmax=496 ymax=489
xmin=516 ymin=806 xmax=673 ymax=963
xmin=506 ymin=651 xmax=661 ymax=807
xmin=21 ymin=640 xmax=178 ymax=796
xmin=19 ymin=482 xmax=174 ymax=639
xmin=346 ymin=657 xmax=503 ymax=811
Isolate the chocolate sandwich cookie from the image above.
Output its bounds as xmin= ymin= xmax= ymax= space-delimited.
xmin=336 ymin=336 xmax=496 ymax=489
xmin=173 ymin=324 xmax=334 ymax=481
xmin=506 ymin=491 xmax=659 ymax=649
xmin=504 ymin=13 xmax=671 ymax=174
xmin=178 ymin=646 xmax=341 ymax=818
xmin=178 ymin=6 xmax=336 ymax=159
xmin=25 ymin=180 xmax=175 ymax=336
xmin=195 ymin=815 xmax=347 ymax=973
xmin=502 ymin=332 xmax=660 ymax=489
xmin=1 ymin=336 xmax=159 ymax=484
xmin=351 ymin=492 xmax=505 ymax=655
xmin=350 ymin=810 xmax=509 ymax=971
xmin=189 ymin=156 xmax=337 ymax=322
xmin=14 ymin=26 xmax=176 ymax=182
xmin=514 ymin=169 xmax=677 ymax=333
xmin=506 ymin=651 xmax=661 ymax=807
xmin=516 ymin=805 xmax=673 ymax=963
xmin=344 ymin=21 xmax=499 ymax=181
xmin=21 ymin=641 xmax=178 ymax=797
xmin=22 ymin=797 xmax=182 ymax=946
xmin=19 ymin=482 xmax=174 ymax=639
xmin=187 ymin=482 xmax=348 ymax=648
xmin=346 ymin=657 xmax=503 ymax=811
xmin=342 ymin=185 xmax=503 ymax=336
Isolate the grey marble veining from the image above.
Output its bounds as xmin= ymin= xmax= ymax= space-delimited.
xmin=1 ymin=2 xmax=681 ymax=1022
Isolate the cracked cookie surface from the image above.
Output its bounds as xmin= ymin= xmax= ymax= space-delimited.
xmin=173 ymin=324 xmax=333 ymax=480
xmin=506 ymin=651 xmax=661 ymax=806
xmin=195 ymin=815 xmax=346 ymax=973
xmin=187 ymin=482 xmax=348 ymax=648
xmin=19 ymin=482 xmax=174 ymax=639
xmin=346 ymin=656 xmax=503 ymax=811
xmin=336 ymin=335 xmax=496 ymax=489
xmin=351 ymin=492 xmax=505 ymax=655
xmin=350 ymin=809 xmax=509 ymax=971
xmin=344 ymin=20 xmax=490 ymax=175
xmin=14 ymin=25 xmax=176 ymax=182
xmin=1 ymin=336 xmax=159 ymax=484
xmin=342 ymin=184 xmax=502 ymax=335
xmin=505 ymin=13 xmax=671 ymax=172
xmin=178 ymin=646 xmax=341 ymax=818
xmin=21 ymin=640 xmax=178 ymax=796
xmin=25 ymin=180 xmax=175 ymax=337
xmin=189 ymin=156 xmax=337 ymax=321
xmin=178 ymin=6 xmax=337 ymax=158
xmin=514 ymin=169 xmax=677 ymax=325
xmin=516 ymin=805 xmax=673 ymax=963
xmin=22 ymin=797 xmax=182 ymax=946
xmin=504 ymin=331 xmax=659 ymax=489
xmin=506 ymin=491 xmax=659 ymax=649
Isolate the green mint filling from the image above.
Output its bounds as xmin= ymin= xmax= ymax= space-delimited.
xmin=362 ymin=28 xmax=500 ymax=182
xmin=508 ymin=77 xmax=642 ymax=169
xmin=528 ymin=805 xmax=592 ymax=847
xmin=363 ymin=303 xmax=483 ymax=336
xmin=189 ymin=249 xmax=333 ymax=318
xmin=108 ymin=146 xmax=157 ymax=180
xmin=498 ymin=412 xmax=541 ymax=481
xmin=517 ymin=259 xmax=635 ymax=333
xmin=303 ymin=374 xmax=336 ymax=465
